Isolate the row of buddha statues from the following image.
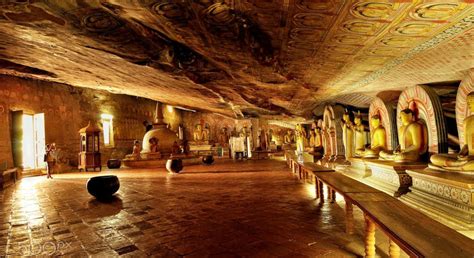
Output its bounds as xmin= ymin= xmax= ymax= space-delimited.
xmin=320 ymin=91 xmax=474 ymax=173
xmin=341 ymin=108 xmax=428 ymax=163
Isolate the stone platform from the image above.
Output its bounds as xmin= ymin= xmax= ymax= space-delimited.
xmin=341 ymin=157 xmax=372 ymax=178
xmin=364 ymin=160 xmax=427 ymax=197
xmin=402 ymin=169 xmax=474 ymax=231
xmin=123 ymin=156 xmax=201 ymax=168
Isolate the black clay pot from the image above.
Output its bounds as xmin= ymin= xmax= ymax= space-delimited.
xmin=166 ymin=159 xmax=183 ymax=173
xmin=202 ymin=155 xmax=214 ymax=165
xmin=87 ymin=175 xmax=120 ymax=199
xmin=107 ymin=159 xmax=121 ymax=169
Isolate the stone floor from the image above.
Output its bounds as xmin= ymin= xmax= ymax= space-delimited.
xmin=0 ymin=159 xmax=398 ymax=257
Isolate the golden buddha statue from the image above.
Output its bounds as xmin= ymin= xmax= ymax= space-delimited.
xmin=202 ymin=124 xmax=210 ymax=141
xmin=353 ymin=111 xmax=366 ymax=156
xmin=283 ymin=130 xmax=293 ymax=144
xmin=193 ymin=124 xmax=203 ymax=141
xmin=379 ymin=108 xmax=427 ymax=163
xmin=308 ymin=127 xmax=324 ymax=154
xmin=295 ymin=124 xmax=305 ymax=153
xmin=309 ymin=130 xmax=316 ymax=148
xmin=341 ymin=110 xmax=354 ymax=159
xmin=359 ymin=115 xmax=387 ymax=158
xmin=430 ymin=92 xmax=474 ymax=172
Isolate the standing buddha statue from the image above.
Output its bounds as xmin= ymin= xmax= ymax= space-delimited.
xmin=341 ymin=110 xmax=354 ymax=159
xmin=353 ymin=111 xmax=366 ymax=157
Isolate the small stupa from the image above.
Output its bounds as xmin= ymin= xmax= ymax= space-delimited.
xmin=141 ymin=102 xmax=179 ymax=158
xmin=123 ymin=102 xmax=186 ymax=168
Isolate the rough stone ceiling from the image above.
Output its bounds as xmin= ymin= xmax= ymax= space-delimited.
xmin=0 ymin=1 xmax=473 ymax=118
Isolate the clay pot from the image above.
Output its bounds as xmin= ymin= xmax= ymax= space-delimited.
xmin=202 ymin=155 xmax=214 ymax=165
xmin=87 ymin=175 xmax=120 ymax=199
xmin=107 ymin=159 xmax=121 ymax=169
xmin=166 ymin=159 xmax=183 ymax=173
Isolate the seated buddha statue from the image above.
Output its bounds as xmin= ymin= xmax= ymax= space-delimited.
xmin=359 ymin=115 xmax=387 ymax=158
xmin=193 ymin=124 xmax=203 ymax=142
xmin=202 ymin=124 xmax=210 ymax=141
xmin=341 ymin=110 xmax=354 ymax=159
xmin=430 ymin=92 xmax=474 ymax=172
xmin=353 ymin=111 xmax=367 ymax=156
xmin=283 ymin=130 xmax=293 ymax=144
xmin=379 ymin=108 xmax=427 ymax=163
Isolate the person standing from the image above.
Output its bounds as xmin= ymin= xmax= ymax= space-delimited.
xmin=45 ymin=143 xmax=56 ymax=179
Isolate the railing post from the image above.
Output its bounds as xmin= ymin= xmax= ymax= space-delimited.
xmin=364 ymin=215 xmax=376 ymax=258
xmin=319 ymin=181 xmax=325 ymax=202
xmin=314 ymin=178 xmax=320 ymax=199
xmin=389 ymin=239 xmax=400 ymax=258
xmin=344 ymin=198 xmax=354 ymax=234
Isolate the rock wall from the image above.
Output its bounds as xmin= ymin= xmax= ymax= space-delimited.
xmin=0 ymin=75 xmax=183 ymax=171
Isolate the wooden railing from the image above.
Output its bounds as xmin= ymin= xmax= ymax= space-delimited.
xmin=284 ymin=152 xmax=474 ymax=258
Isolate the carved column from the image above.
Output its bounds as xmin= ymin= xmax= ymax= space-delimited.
xmin=389 ymin=240 xmax=400 ymax=258
xmin=364 ymin=216 xmax=376 ymax=258
xmin=345 ymin=198 xmax=354 ymax=234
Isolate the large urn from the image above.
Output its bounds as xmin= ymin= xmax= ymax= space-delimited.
xmin=87 ymin=175 xmax=120 ymax=199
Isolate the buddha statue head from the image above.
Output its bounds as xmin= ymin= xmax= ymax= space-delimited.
xmin=400 ymin=108 xmax=414 ymax=125
xmin=354 ymin=111 xmax=362 ymax=125
xmin=370 ymin=114 xmax=381 ymax=128
xmin=342 ymin=109 xmax=351 ymax=123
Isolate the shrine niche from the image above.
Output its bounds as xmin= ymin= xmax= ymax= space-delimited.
xmin=368 ymin=96 xmax=398 ymax=150
xmin=396 ymin=85 xmax=447 ymax=154
xmin=402 ymin=70 xmax=474 ymax=229
xmin=455 ymin=69 xmax=474 ymax=148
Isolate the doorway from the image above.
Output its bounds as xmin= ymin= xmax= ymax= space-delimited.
xmin=11 ymin=112 xmax=46 ymax=170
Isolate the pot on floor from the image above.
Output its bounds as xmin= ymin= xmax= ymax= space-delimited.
xmin=202 ymin=155 xmax=214 ymax=165
xmin=166 ymin=159 xmax=183 ymax=173
xmin=87 ymin=175 xmax=120 ymax=199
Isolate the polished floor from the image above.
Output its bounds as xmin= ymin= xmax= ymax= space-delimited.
xmin=0 ymin=159 xmax=395 ymax=257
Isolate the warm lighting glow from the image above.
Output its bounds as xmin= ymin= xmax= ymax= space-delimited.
xmin=101 ymin=113 xmax=114 ymax=146
xmin=101 ymin=113 xmax=113 ymax=119
xmin=22 ymin=114 xmax=34 ymax=169
xmin=167 ymin=105 xmax=174 ymax=113
xmin=22 ymin=113 xmax=45 ymax=169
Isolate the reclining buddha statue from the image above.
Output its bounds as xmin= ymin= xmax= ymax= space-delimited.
xmin=429 ymin=92 xmax=474 ymax=172
xmin=357 ymin=115 xmax=387 ymax=158
xmin=379 ymin=108 xmax=427 ymax=163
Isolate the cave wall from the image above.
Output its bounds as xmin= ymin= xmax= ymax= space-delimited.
xmin=0 ymin=75 xmax=183 ymax=171
xmin=181 ymin=111 xmax=251 ymax=144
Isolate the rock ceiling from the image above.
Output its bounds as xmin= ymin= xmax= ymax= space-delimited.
xmin=0 ymin=0 xmax=473 ymax=118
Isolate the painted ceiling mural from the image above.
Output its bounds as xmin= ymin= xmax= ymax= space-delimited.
xmin=0 ymin=0 xmax=472 ymax=118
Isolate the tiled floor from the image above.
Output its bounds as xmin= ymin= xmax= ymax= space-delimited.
xmin=0 ymin=159 xmax=393 ymax=257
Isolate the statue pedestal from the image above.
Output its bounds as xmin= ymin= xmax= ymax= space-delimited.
xmin=189 ymin=144 xmax=212 ymax=156
xmin=401 ymin=169 xmax=474 ymax=230
xmin=364 ymin=160 xmax=427 ymax=197
xmin=342 ymin=157 xmax=372 ymax=178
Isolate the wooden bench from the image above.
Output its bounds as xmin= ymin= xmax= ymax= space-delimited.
xmin=0 ymin=166 xmax=19 ymax=190
xmin=299 ymin=162 xmax=333 ymax=184
xmin=310 ymin=171 xmax=474 ymax=257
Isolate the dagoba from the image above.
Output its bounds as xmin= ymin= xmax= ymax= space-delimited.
xmin=429 ymin=92 xmax=474 ymax=172
xmin=123 ymin=102 xmax=181 ymax=167
xmin=142 ymin=102 xmax=179 ymax=157
xmin=379 ymin=108 xmax=427 ymax=163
